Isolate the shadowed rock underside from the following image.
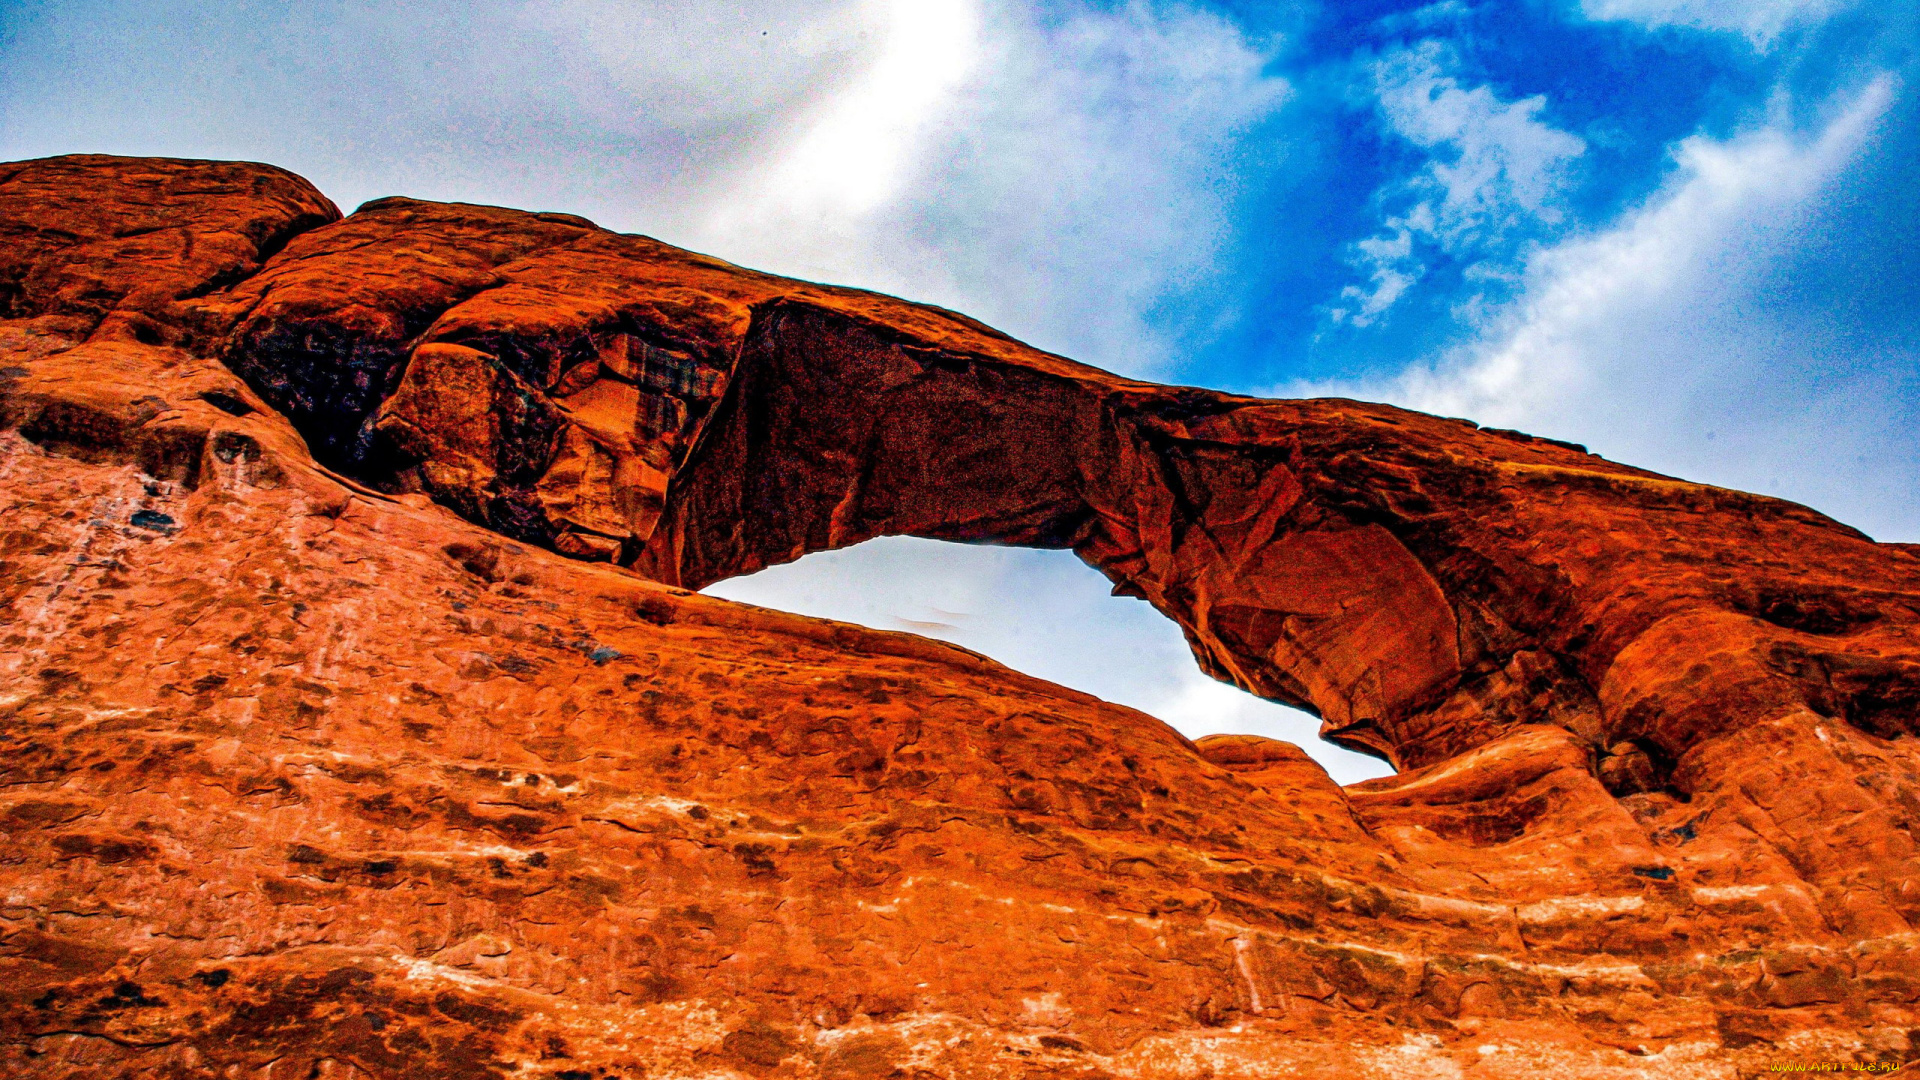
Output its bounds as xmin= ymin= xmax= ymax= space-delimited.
xmin=4 ymin=155 xmax=1920 ymax=1077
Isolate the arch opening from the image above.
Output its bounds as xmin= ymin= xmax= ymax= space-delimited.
xmin=701 ymin=535 xmax=1397 ymax=785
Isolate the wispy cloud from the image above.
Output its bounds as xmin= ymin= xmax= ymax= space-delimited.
xmin=1577 ymin=0 xmax=1858 ymax=48
xmin=1302 ymin=76 xmax=1914 ymax=538
xmin=699 ymin=0 xmax=981 ymax=233
xmin=529 ymin=0 xmax=887 ymax=135
xmin=1330 ymin=41 xmax=1585 ymax=327
xmin=1391 ymin=77 xmax=1889 ymax=420
xmin=698 ymin=0 xmax=1289 ymax=377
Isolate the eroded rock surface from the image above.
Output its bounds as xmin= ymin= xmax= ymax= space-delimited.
xmin=4 ymin=154 xmax=1920 ymax=1077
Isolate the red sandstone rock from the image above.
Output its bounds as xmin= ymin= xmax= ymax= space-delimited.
xmin=3 ymin=154 xmax=1919 ymax=1076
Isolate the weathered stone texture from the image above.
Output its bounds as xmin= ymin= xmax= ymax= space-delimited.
xmin=4 ymin=154 xmax=1920 ymax=1077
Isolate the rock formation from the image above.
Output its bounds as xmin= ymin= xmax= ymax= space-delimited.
xmin=3 ymin=154 xmax=1919 ymax=1077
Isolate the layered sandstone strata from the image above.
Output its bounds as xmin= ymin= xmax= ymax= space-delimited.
xmin=3 ymin=154 xmax=1918 ymax=1077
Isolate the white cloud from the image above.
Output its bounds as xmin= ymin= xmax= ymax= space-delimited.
xmin=694 ymin=0 xmax=1289 ymax=377
xmin=1373 ymin=44 xmax=1585 ymax=228
xmin=1578 ymin=0 xmax=1857 ymax=47
xmin=1301 ymin=76 xmax=1918 ymax=539
xmin=1329 ymin=41 xmax=1585 ymax=327
xmin=1391 ymin=78 xmax=1888 ymax=421
xmin=1337 ymin=227 xmax=1422 ymax=327
xmin=530 ymin=0 xmax=886 ymax=133
xmin=700 ymin=0 xmax=981 ymax=232
xmin=703 ymin=537 xmax=1395 ymax=784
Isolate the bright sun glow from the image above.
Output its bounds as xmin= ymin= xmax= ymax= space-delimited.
xmin=719 ymin=0 xmax=980 ymax=226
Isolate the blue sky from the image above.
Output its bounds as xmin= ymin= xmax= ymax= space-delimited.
xmin=5 ymin=0 xmax=1914 ymax=780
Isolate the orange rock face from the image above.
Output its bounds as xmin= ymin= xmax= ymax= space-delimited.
xmin=4 ymin=154 xmax=1920 ymax=1077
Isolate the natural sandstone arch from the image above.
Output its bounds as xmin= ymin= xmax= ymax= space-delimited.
xmin=97 ymin=172 xmax=1908 ymax=783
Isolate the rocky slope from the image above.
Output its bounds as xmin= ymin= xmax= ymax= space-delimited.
xmin=2 ymin=154 xmax=1918 ymax=1077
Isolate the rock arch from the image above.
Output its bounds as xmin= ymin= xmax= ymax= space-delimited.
xmin=171 ymin=181 xmax=1920 ymax=779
